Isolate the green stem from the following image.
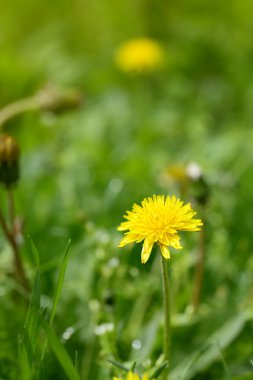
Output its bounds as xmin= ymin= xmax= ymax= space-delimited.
xmin=192 ymin=210 xmax=206 ymax=313
xmin=160 ymin=254 xmax=171 ymax=378
xmin=0 ymin=194 xmax=30 ymax=292
xmin=7 ymin=189 xmax=15 ymax=230
xmin=0 ymin=96 xmax=39 ymax=127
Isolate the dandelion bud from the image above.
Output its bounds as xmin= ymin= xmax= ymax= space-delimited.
xmin=0 ymin=134 xmax=20 ymax=187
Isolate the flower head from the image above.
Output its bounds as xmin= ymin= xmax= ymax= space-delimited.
xmin=118 ymin=195 xmax=202 ymax=264
xmin=115 ymin=38 xmax=164 ymax=73
xmin=113 ymin=371 xmax=149 ymax=380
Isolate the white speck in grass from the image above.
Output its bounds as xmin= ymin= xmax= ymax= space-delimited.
xmin=132 ymin=339 xmax=142 ymax=350
xmin=62 ymin=327 xmax=74 ymax=340
xmin=94 ymin=322 xmax=114 ymax=336
xmin=98 ymin=231 xmax=110 ymax=244
xmin=187 ymin=162 xmax=202 ymax=180
xmin=108 ymin=178 xmax=123 ymax=194
xmin=108 ymin=257 xmax=120 ymax=268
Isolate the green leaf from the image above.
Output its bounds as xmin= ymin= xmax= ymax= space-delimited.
xmin=41 ymin=240 xmax=71 ymax=363
xmin=49 ymin=239 xmax=71 ymax=326
xmin=171 ymin=312 xmax=248 ymax=380
xmin=74 ymin=350 xmax=79 ymax=371
xmin=19 ymin=333 xmax=30 ymax=380
xmin=107 ymin=359 xmax=129 ymax=372
xmin=216 ymin=340 xmax=231 ymax=379
xmin=131 ymin=311 xmax=161 ymax=361
xmin=28 ymin=236 xmax=40 ymax=268
xmin=42 ymin=320 xmax=81 ymax=380
xmin=130 ymin=361 xmax=137 ymax=372
xmin=19 ymin=270 xmax=41 ymax=380
xmin=179 ymin=344 xmax=212 ymax=380
xmin=150 ymin=362 xmax=169 ymax=379
xmin=219 ymin=374 xmax=253 ymax=380
xmin=25 ymin=272 xmax=41 ymax=347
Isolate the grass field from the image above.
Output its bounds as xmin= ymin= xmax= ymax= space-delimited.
xmin=0 ymin=1 xmax=253 ymax=379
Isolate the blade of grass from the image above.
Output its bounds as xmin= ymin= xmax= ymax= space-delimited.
xmin=19 ymin=331 xmax=30 ymax=380
xmin=150 ymin=362 xmax=169 ymax=379
xmin=19 ymin=268 xmax=41 ymax=380
xmin=218 ymin=375 xmax=253 ymax=380
xmin=75 ymin=350 xmax=79 ymax=371
xmin=107 ymin=359 xmax=129 ymax=372
xmin=49 ymin=239 xmax=71 ymax=326
xmin=180 ymin=344 xmax=212 ymax=380
xmin=28 ymin=236 xmax=40 ymax=268
xmin=171 ymin=312 xmax=248 ymax=380
xmin=130 ymin=361 xmax=137 ymax=372
xmin=41 ymin=240 xmax=71 ymax=363
xmin=216 ymin=340 xmax=231 ymax=380
xmin=42 ymin=319 xmax=81 ymax=380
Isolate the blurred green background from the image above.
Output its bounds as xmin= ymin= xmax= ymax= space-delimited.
xmin=0 ymin=1 xmax=253 ymax=379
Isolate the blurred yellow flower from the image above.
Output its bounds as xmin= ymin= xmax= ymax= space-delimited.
xmin=115 ymin=38 xmax=164 ymax=73
xmin=113 ymin=371 xmax=149 ymax=380
xmin=166 ymin=164 xmax=188 ymax=184
xmin=118 ymin=195 xmax=202 ymax=264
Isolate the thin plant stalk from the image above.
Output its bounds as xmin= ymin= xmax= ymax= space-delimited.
xmin=0 ymin=192 xmax=29 ymax=292
xmin=7 ymin=189 xmax=15 ymax=228
xmin=7 ymin=189 xmax=29 ymax=291
xmin=160 ymin=254 xmax=171 ymax=379
xmin=192 ymin=210 xmax=206 ymax=313
xmin=0 ymin=97 xmax=39 ymax=127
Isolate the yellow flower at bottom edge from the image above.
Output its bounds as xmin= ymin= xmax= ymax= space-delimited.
xmin=117 ymin=195 xmax=203 ymax=264
xmin=113 ymin=371 xmax=149 ymax=380
xmin=115 ymin=38 xmax=164 ymax=73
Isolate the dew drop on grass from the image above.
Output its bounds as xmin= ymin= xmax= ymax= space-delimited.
xmin=62 ymin=326 xmax=75 ymax=340
xmin=94 ymin=322 xmax=114 ymax=336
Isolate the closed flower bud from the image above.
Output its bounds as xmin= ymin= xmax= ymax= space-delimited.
xmin=0 ymin=134 xmax=20 ymax=187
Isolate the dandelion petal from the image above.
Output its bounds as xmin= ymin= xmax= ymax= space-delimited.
xmin=159 ymin=244 xmax=171 ymax=259
xmin=141 ymin=238 xmax=154 ymax=264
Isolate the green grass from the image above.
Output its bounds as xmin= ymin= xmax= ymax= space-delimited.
xmin=1 ymin=1 xmax=253 ymax=379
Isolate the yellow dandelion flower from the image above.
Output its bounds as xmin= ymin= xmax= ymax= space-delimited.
xmin=115 ymin=38 xmax=164 ymax=73
xmin=118 ymin=195 xmax=202 ymax=264
xmin=113 ymin=371 xmax=149 ymax=380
